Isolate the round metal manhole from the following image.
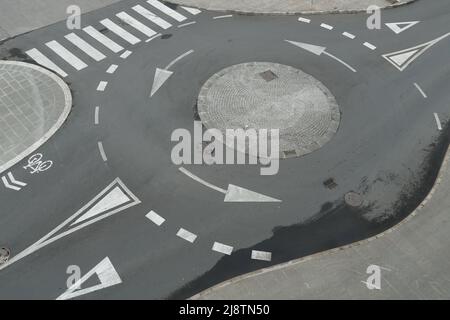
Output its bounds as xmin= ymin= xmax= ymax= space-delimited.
xmin=0 ymin=247 xmax=10 ymax=265
xmin=345 ymin=192 xmax=363 ymax=207
xmin=197 ymin=62 xmax=341 ymax=159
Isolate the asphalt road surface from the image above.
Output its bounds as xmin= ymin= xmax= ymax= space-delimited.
xmin=0 ymin=0 xmax=449 ymax=299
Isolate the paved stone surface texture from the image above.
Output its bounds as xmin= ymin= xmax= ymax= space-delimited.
xmin=169 ymin=0 xmax=413 ymax=14
xmin=198 ymin=62 xmax=340 ymax=159
xmin=0 ymin=62 xmax=69 ymax=172
xmin=194 ymin=150 xmax=450 ymax=300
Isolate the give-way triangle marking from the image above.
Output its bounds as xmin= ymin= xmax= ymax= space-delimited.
xmin=57 ymin=257 xmax=122 ymax=300
xmin=382 ymin=32 xmax=450 ymax=71
xmin=385 ymin=21 xmax=420 ymax=34
xmin=0 ymin=178 xmax=141 ymax=271
xmin=179 ymin=167 xmax=281 ymax=202
xmin=150 ymin=68 xmax=173 ymax=97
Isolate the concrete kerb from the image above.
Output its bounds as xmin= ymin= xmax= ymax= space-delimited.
xmin=0 ymin=61 xmax=72 ymax=174
xmin=168 ymin=0 xmax=418 ymax=16
xmin=191 ymin=145 xmax=450 ymax=299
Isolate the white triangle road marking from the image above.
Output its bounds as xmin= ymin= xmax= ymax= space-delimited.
xmin=385 ymin=21 xmax=420 ymax=34
xmin=150 ymin=68 xmax=173 ymax=97
xmin=285 ymin=40 xmax=326 ymax=56
xmin=225 ymin=184 xmax=282 ymax=203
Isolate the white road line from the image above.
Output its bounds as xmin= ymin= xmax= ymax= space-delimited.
xmin=116 ymin=12 xmax=157 ymax=38
xmin=64 ymin=33 xmax=106 ymax=61
xmin=120 ymin=50 xmax=132 ymax=59
xmin=146 ymin=0 xmax=187 ymax=22
xmin=106 ymin=64 xmax=118 ymax=74
xmin=323 ymin=51 xmax=357 ymax=73
xmin=98 ymin=141 xmax=108 ymax=161
xmin=213 ymin=15 xmax=233 ymax=20
xmin=94 ymin=106 xmax=100 ymax=125
xmin=298 ymin=17 xmax=311 ymax=23
xmin=320 ymin=23 xmax=333 ymax=30
xmin=25 ymin=48 xmax=68 ymax=77
xmin=342 ymin=32 xmax=356 ymax=39
xmin=414 ymin=83 xmax=428 ymax=98
xmin=251 ymin=250 xmax=272 ymax=262
xmin=176 ymin=228 xmax=197 ymax=243
xmin=212 ymin=242 xmax=233 ymax=255
xmin=178 ymin=167 xmax=227 ymax=194
xmin=100 ymin=19 xmax=141 ymax=45
xmin=46 ymin=40 xmax=87 ymax=71
xmin=181 ymin=6 xmax=201 ymax=15
xmin=363 ymin=42 xmax=377 ymax=50
xmin=132 ymin=5 xmax=172 ymax=29
xmin=2 ymin=176 xmax=20 ymax=191
xmin=434 ymin=113 xmax=443 ymax=131
xmin=165 ymin=49 xmax=194 ymax=70
xmin=7 ymin=172 xmax=27 ymax=187
xmin=146 ymin=210 xmax=165 ymax=226
xmin=97 ymin=81 xmax=108 ymax=91
xmin=146 ymin=33 xmax=162 ymax=42
xmin=178 ymin=21 xmax=196 ymax=28
xmin=83 ymin=26 xmax=124 ymax=53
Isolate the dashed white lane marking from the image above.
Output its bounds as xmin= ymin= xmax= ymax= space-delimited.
xmin=25 ymin=48 xmax=68 ymax=77
xmin=298 ymin=17 xmax=311 ymax=23
xmin=100 ymin=19 xmax=141 ymax=45
xmin=146 ymin=33 xmax=162 ymax=43
xmin=132 ymin=5 xmax=172 ymax=29
xmin=342 ymin=32 xmax=356 ymax=39
xmin=98 ymin=141 xmax=108 ymax=161
xmin=94 ymin=106 xmax=100 ymax=125
xmin=212 ymin=242 xmax=234 ymax=255
xmin=83 ymin=26 xmax=124 ymax=53
xmin=120 ymin=50 xmax=132 ymax=59
xmin=181 ymin=6 xmax=201 ymax=15
xmin=213 ymin=15 xmax=233 ymax=20
xmin=106 ymin=64 xmax=118 ymax=74
xmin=251 ymin=250 xmax=272 ymax=262
xmin=320 ymin=23 xmax=333 ymax=30
xmin=116 ymin=11 xmax=157 ymax=38
xmin=363 ymin=42 xmax=377 ymax=50
xmin=178 ymin=21 xmax=196 ymax=28
xmin=434 ymin=113 xmax=443 ymax=131
xmin=64 ymin=33 xmax=106 ymax=62
xmin=177 ymin=228 xmax=197 ymax=243
xmin=46 ymin=40 xmax=88 ymax=71
xmin=97 ymin=81 xmax=108 ymax=91
xmin=414 ymin=83 xmax=428 ymax=98
xmin=146 ymin=0 xmax=187 ymax=22
xmin=146 ymin=210 xmax=166 ymax=226
xmin=165 ymin=49 xmax=194 ymax=70
xmin=57 ymin=257 xmax=122 ymax=300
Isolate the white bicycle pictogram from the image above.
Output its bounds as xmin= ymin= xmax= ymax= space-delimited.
xmin=23 ymin=153 xmax=53 ymax=174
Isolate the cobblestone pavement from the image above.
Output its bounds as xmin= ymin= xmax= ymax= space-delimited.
xmin=0 ymin=62 xmax=71 ymax=174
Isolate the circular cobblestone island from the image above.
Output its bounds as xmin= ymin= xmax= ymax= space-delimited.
xmin=197 ymin=62 xmax=340 ymax=159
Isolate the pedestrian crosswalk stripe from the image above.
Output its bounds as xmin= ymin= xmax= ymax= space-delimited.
xmin=64 ymin=33 xmax=106 ymax=62
xmin=46 ymin=40 xmax=88 ymax=71
xmin=25 ymin=48 xmax=68 ymax=77
xmin=180 ymin=6 xmax=201 ymax=15
xmin=146 ymin=0 xmax=187 ymax=22
xmin=83 ymin=26 xmax=124 ymax=53
xmin=116 ymin=12 xmax=157 ymax=38
xmin=100 ymin=19 xmax=141 ymax=45
xmin=132 ymin=5 xmax=172 ymax=30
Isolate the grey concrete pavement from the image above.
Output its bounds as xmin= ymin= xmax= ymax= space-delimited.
xmin=168 ymin=0 xmax=416 ymax=14
xmin=0 ymin=0 xmax=121 ymax=41
xmin=194 ymin=147 xmax=450 ymax=299
xmin=0 ymin=61 xmax=71 ymax=174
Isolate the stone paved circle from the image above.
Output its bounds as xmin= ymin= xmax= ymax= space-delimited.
xmin=197 ymin=62 xmax=340 ymax=159
xmin=0 ymin=61 xmax=72 ymax=174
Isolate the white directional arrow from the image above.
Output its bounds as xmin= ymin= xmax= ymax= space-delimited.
xmin=285 ymin=40 xmax=356 ymax=73
xmin=1 ymin=172 xmax=27 ymax=191
xmin=57 ymin=257 xmax=122 ymax=300
xmin=179 ymin=167 xmax=281 ymax=203
xmin=382 ymin=32 xmax=450 ymax=71
xmin=150 ymin=68 xmax=173 ymax=97
xmin=385 ymin=21 xmax=420 ymax=34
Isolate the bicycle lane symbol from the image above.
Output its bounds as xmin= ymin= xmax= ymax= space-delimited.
xmin=23 ymin=153 xmax=53 ymax=174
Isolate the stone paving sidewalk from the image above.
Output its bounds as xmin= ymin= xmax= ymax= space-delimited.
xmin=0 ymin=61 xmax=71 ymax=174
xmin=168 ymin=0 xmax=416 ymax=14
xmin=193 ymin=145 xmax=450 ymax=300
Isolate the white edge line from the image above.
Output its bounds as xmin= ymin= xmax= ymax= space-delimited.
xmin=414 ymin=83 xmax=428 ymax=98
xmin=434 ymin=113 xmax=443 ymax=131
xmin=178 ymin=167 xmax=227 ymax=194
xmin=323 ymin=51 xmax=357 ymax=73
xmin=165 ymin=49 xmax=194 ymax=70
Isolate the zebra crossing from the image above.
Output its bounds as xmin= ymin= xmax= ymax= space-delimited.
xmin=25 ymin=0 xmax=201 ymax=78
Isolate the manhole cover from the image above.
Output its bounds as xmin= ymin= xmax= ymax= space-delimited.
xmin=345 ymin=192 xmax=363 ymax=207
xmin=259 ymin=70 xmax=278 ymax=82
xmin=0 ymin=247 xmax=10 ymax=264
